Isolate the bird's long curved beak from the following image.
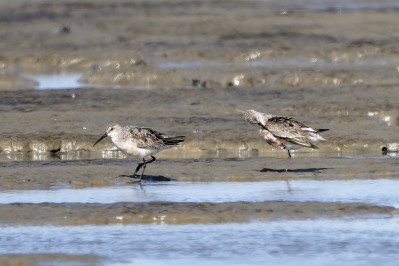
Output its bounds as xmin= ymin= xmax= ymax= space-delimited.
xmin=258 ymin=122 xmax=268 ymax=130
xmin=93 ymin=133 xmax=108 ymax=147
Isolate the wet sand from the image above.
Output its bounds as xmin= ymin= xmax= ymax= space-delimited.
xmin=0 ymin=254 xmax=103 ymax=266
xmin=1 ymin=0 xmax=399 ymax=265
xmin=0 ymin=201 xmax=394 ymax=225
xmin=0 ymin=155 xmax=398 ymax=189
xmin=0 ymin=85 xmax=397 ymax=156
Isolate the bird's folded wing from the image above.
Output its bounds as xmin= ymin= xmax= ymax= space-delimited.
xmin=129 ymin=127 xmax=165 ymax=149
xmin=265 ymin=117 xmax=318 ymax=148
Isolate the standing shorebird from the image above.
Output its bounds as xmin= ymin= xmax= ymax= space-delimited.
xmin=244 ymin=109 xmax=328 ymax=159
xmin=93 ymin=123 xmax=185 ymax=182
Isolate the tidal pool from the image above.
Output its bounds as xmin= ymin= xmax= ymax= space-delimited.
xmin=1 ymin=179 xmax=399 ymax=207
xmin=24 ymin=74 xmax=84 ymax=90
xmin=2 ymin=218 xmax=399 ymax=266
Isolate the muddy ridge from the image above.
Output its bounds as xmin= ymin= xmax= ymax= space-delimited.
xmin=0 ymin=253 xmax=104 ymax=266
xmin=0 ymin=201 xmax=394 ymax=225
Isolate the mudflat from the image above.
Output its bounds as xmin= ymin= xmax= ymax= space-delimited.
xmin=1 ymin=0 xmax=399 ymax=265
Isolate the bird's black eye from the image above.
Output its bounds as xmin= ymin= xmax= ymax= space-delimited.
xmin=110 ymin=127 xmax=114 ymax=131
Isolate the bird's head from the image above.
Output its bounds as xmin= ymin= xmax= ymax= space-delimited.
xmin=93 ymin=123 xmax=122 ymax=147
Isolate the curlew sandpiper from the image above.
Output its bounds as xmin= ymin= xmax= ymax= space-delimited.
xmin=244 ymin=109 xmax=328 ymax=159
xmin=93 ymin=123 xmax=185 ymax=181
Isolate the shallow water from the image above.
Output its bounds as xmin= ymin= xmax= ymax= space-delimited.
xmin=1 ymin=179 xmax=399 ymax=207
xmin=24 ymin=74 xmax=84 ymax=90
xmin=2 ymin=218 xmax=399 ymax=266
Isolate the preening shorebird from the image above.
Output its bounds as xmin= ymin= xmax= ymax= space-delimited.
xmin=244 ymin=109 xmax=328 ymax=158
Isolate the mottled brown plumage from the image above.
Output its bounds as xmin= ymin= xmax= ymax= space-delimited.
xmin=93 ymin=123 xmax=184 ymax=181
xmin=244 ymin=109 xmax=328 ymax=158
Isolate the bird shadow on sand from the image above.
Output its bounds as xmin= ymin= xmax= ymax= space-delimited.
xmin=119 ymin=174 xmax=175 ymax=182
xmin=259 ymin=167 xmax=331 ymax=173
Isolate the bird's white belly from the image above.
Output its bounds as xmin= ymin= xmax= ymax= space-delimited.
xmin=115 ymin=139 xmax=153 ymax=158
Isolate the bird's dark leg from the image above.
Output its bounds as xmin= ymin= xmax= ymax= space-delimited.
xmin=285 ymin=149 xmax=292 ymax=172
xmin=133 ymin=160 xmax=145 ymax=177
xmin=139 ymin=156 xmax=156 ymax=182
xmin=285 ymin=149 xmax=292 ymax=190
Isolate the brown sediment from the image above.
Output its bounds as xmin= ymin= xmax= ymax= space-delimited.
xmin=0 ymin=201 xmax=394 ymax=225
xmin=0 ymin=1 xmax=399 ymax=88
xmin=0 ymin=1 xmax=398 ymax=159
xmin=0 ymin=83 xmax=397 ymax=158
xmin=0 ymin=253 xmax=104 ymax=266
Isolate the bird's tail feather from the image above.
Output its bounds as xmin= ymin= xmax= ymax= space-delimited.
xmin=163 ymin=136 xmax=185 ymax=146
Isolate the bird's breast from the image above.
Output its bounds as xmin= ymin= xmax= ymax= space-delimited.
xmin=259 ymin=129 xmax=285 ymax=149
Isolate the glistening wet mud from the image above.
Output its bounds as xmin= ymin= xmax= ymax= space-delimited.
xmin=0 ymin=154 xmax=397 ymax=189
xmin=0 ymin=201 xmax=393 ymax=225
xmin=1 ymin=0 xmax=399 ymax=265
